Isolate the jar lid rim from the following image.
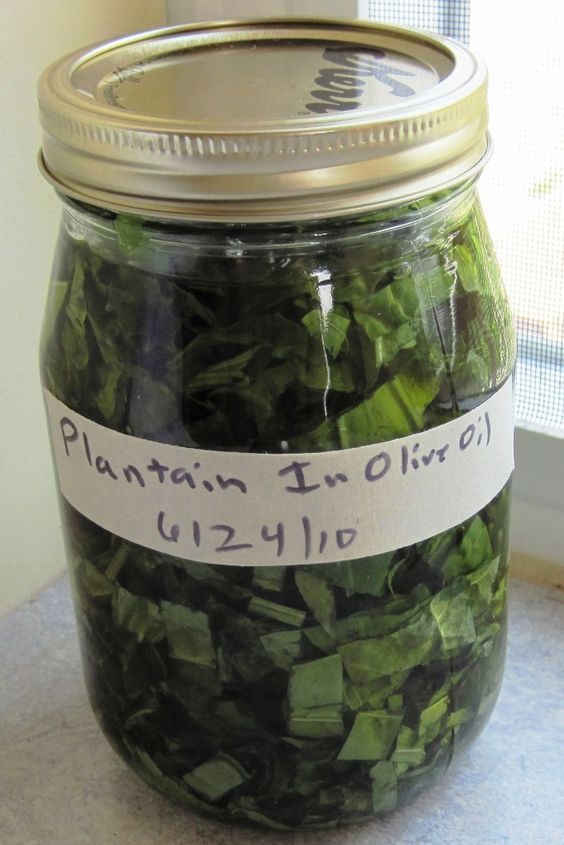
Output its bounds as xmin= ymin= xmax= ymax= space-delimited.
xmin=38 ymin=18 xmax=489 ymax=221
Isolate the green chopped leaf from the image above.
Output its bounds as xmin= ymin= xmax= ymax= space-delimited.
xmin=65 ymin=258 xmax=87 ymax=334
xmin=344 ymin=671 xmax=409 ymax=712
xmin=467 ymin=555 xmax=500 ymax=604
xmin=260 ymin=629 xmax=303 ymax=669
xmin=453 ymin=243 xmax=481 ymax=293
xmin=186 ymin=347 xmax=260 ymax=390
xmin=227 ymin=798 xmax=292 ymax=830
xmin=113 ymin=586 xmax=161 ymax=643
xmin=338 ymin=609 xmax=438 ymax=682
xmin=338 ymin=372 xmax=440 ymax=445
xmin=391 ymin=748 xmax=426 ymax=766
xmin=318 ymin=553 xmax=393 ymax=598
xmin=354 ymin=311 xmax=390 ymax=341
xmin=288 ymin=704 xmax=344 ymax=739
xmin=183 ymin=753 xmax=250 ymax=802
xmin=78 ymin=558 xmax=113 ymax=598
xmin=391 ymin=725 xmax=426 ymax=769
xmin=252 ymin=565 xmax=287 ymax=592
xmin=94 ymin=367 xmax=122 ymax=418
xmin=319 ymin=787 xmax=372 ymax=815
xmin=447 ymin=708 xmax=472 ymax=729
xmin=336 ymin=587 xmax=431 ymax=642
xmin=431 ymin=584 xmax=476 ymax=653
xmin=419 ymin=693 xmax=450 ymax=745
xmin=370 ymin=761 xmax=398 ymax=814
xmin=161 ymin=601 xmax=216 ymax=669
xmin=248 ymin=596 xmax=306 ymax=628
xmin=104 ymin=544 xmax=129 ymax=581
xmin=303 ymin=625 xmax=335 ymax=654
xmin=115 ymin=214 xmax=145 ymax=253
xmin=302 ymin=307 xmax=350 ymax=358
xmin=289 ymin=654 xmax=343 ymax=711
xmin=288 ymin=654 xmax=344 ymax=738
xmin=295 ymin=570 xmax=336 ymax=635
xmin=388 ymin=694 xmax=403 ymax=712
xmin=338 ymin=712 xmax=402 ymax=761
xmin=61 ymin=259 xmax=89 ymax=370
xmin=443 ymin=516 xmax=494 ymax=579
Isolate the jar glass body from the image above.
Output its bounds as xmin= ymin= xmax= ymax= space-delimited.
xmin=40 ymin=181 xmax=515 ymax=830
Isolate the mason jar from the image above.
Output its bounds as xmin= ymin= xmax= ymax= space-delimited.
xmin=38 ymin=20 xmax=515 ymax=830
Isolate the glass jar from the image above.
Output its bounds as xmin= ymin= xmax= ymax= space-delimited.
xmin=38 ymin=20 xmax=515 ymax=830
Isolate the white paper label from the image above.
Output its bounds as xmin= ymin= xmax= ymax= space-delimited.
xmin=44 ymin=381 xmax=514 ymax=567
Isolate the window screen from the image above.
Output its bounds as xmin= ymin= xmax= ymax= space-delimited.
xmin=367 ymin=0 xmax=564 ymax=432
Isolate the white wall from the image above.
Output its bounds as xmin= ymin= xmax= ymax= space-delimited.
xmin=0 ymin=1 xmax=167 ymax=617
xmin=167 ymin=0 xmax=362 ymax=22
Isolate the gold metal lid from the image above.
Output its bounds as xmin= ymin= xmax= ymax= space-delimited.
xmin=38 ymin=18 xmax=490 ymax=222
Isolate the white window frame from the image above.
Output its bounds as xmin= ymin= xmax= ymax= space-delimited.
xmin=511 ymin=428 xmax=564 ymax=569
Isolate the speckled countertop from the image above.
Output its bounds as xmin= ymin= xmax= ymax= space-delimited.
xmin=1 ymin=576 xmax=563 ymax=845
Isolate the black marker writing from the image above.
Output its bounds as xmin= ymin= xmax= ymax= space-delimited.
xmin=216 ymin=474 xmax=247 ymax=494
xmin=82 ymin=432 xmax=93 ymax=466
xmin=278 ymin=461 xmax=321 ymax=495
xmin=147 ymin=457 xmax=169 ymax=483
xmin=302 ymin=516 xmax=312 ymax=559
xmin=123 ymin=464 xmax=146 ymax=487
xmin=171 ymin=468 xmax=197 ymax=488
xmin=485 ymin=411 xmax=491 ymax=446
xmin=158 ymin=511 xmax=179 ymax=543
xmin=210 ymin=524 xmax=253 ymax=553
xmin=58 ymin=415 xmax=250 ymax=495
xmin=261 ymin=522 xmax=285 ymax=558
xmin=336 ymin=528 xmax=358 ymax=550
xmin=365 ymin=451 xmax=392 ymax=482
xmin=401 ymin=442 xmax=450 ymax=475
xmin=95 ymin=456 xmax=118 ymax=480
xmin=192 ymin=520 xmax=201 ymax=547
xmin=60 ymin=417 xmax=78 ymax=457
xmin=324 ymin=472 xmax=348 ymax=488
